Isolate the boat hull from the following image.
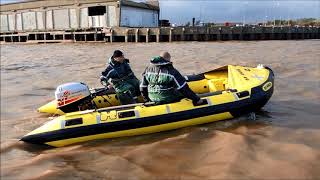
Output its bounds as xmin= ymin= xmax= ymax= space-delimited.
xmin=22 ymin=65 xmax=274 ymax=147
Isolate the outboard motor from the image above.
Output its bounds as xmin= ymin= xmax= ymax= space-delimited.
xmin=55 ymin=82 xmax=94 ymax=113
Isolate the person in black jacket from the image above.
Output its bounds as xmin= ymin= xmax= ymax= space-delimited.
xmin=140 ymin=52 xmax=203 ymax=105
xmin=101 ymin=50 xmax=140 ymax=105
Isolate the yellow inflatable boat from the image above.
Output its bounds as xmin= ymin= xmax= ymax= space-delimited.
xmin=21 ymin=65 xmax=274 ymax=147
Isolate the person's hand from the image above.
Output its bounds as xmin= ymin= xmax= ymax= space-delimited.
xmin=107 ymin=84 xmax=113 ymax=89
xmin=100 ymin=76 xmax=107 ymax=82
xmin=100 ymin=76 xmax=108 ymax=87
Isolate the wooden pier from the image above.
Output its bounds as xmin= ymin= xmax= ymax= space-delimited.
xmin=1 ymin=26 xmax=319 ymax=44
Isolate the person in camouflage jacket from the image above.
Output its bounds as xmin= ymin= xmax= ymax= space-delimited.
xmin=140 ymin=52 xmax=203 ymax=105
xmin=101 ymin=50 xmax=140 ymax=105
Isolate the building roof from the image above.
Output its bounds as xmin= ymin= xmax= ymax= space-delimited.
xmin=0 ymin=0 xmax=159 ymax=12
xmin=122 ymin=0 xmax=159 ymax=11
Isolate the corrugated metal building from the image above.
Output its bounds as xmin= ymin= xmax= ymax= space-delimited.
xmin=0 ymin=0 xmax=159 ymax=33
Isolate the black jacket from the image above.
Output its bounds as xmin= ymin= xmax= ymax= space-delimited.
xmin=101 ymin=57 xmax=136 ymax=87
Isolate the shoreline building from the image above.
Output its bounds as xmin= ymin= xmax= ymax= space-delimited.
xmin=0 ymin=0 xmax=160 ymax=33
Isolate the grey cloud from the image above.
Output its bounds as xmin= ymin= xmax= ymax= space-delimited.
xmin=160 ymin=0 xmax=320 ymax=24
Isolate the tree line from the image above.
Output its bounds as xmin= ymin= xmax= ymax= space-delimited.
xmin=266 ymin=18 xmax=320 ymax=26
xmin=182 ymin=18 xmax=320 ymax=27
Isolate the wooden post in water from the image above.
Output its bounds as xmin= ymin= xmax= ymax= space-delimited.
xmin=125 ymin=29 xmax=129 ymax=43
xmin=135 ymin=29 xmax=139 ymax=43
xmin=239 ymin=27 xmax=243 ymax=40
xmin=205 ymin=27 xmax=210 ymax=41
xmin=73 ymin=32 xmax=76 ymax=42
xmin=239 ymin=33 xmax=243 ymax=40
xmin=250 ymin=27 xmax=255 ymax=40
xmin=94 ymin=32 xmax=97 ymax=42
xmin=44 ymin=33 xmax=46 ymax=43
xmin=110 ymin=29 xmax=114 ymax=43
xmin=192 ymin=28 xmax=197 ymax=41
xmin=217 ymin=27 xmax=222 ymax=41
xmin=287 ymin=32 xmax=291 ymax=40
xmin=229 ymin=27 xmax=233 ymax=40
xmin=156 ymin=28 xmax=160 ymax=42
xmin=169 ymin=28 xmax=173 ymax=42
xmin=146 ymin=28 xmax=149 ymax=43
xmin=271 ymin=27 xmax=275 ymax=40
xmin=260 ymin=27 xmax=265 ymax=40
xmin=181 ymin=27 xmax=185 ymax=41
xmin=299 ymin=32 xmax=304 ymax=39
xmin=287 ymin=28 xmax=292 ymax=40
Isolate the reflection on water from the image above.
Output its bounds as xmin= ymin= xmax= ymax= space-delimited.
xmin=1 ymin=41 xmax=320 ymax=179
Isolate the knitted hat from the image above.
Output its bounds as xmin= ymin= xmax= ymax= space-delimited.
xmin=113 ymin=50 xmax=123 ymax=58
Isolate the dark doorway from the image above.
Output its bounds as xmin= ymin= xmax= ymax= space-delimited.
xmin=88 ymin=6 xmax=106 ymax=16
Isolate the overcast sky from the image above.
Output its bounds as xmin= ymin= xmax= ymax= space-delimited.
xmin=1 ymin=0 xmax=319 ymax=24
xmin=160 ymin=1 xmax=319 ymax=25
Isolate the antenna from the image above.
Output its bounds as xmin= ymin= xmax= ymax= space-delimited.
xmin=243 ymin=1 xmax=248 ymax=25
xmin=200 ymin=5 xmax=202 ymax=23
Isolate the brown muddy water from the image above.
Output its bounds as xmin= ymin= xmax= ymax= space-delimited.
xmin=1 ymin=41 xmax=320 ymax=179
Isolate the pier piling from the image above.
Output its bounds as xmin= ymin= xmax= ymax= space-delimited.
xmin=1 ymin=26 xmax=319 ymax=44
